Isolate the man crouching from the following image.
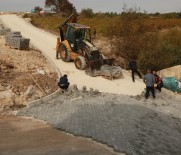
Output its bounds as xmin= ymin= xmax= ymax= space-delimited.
xmin=58 ymin=74 xmax=70 ymax=90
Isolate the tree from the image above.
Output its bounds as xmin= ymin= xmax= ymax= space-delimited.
xmin=116 ymin=13 xmax=146 ymax=59
xmin=80 ymin=8 xmax=94 ymax=18
xmin=45 ymin=0 xmax=76 ymax=14
xmin=155 ymin=12 xmax=161 ymax=16
xmin=122 ymin=2 xmax=127 ymax=12
xmin=179 ymin=11 xmax=181 ymax=18
xmin=103 ymin=12 xmax=151 ymax=69
xmin=34 ymin=6 xmax=43 ymax=13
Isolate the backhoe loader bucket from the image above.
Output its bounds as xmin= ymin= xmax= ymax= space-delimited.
xmin=88 ymin=58 xmax=114 ymax=70
xmin=85 ymin=58 xmax=122 ymax=79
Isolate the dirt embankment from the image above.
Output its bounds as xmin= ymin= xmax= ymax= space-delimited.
xmin=158 ymin=65 xmax=181 ymax=81
xmin=0 ymin=36 xmax=58 ymax=113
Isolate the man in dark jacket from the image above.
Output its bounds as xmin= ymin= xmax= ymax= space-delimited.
xmin=143 ymin=69 xmax=156 ymax=99
xmin=129 ymin=59 xmax=142 ymax=82
xmin=58 ymin=74 xmax=70 ymax=90
xmin=74 ymin=29 xmax=82 ymax=52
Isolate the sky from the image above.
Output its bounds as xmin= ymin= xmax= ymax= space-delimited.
xmin=0 ymin=0 xmax=180 ymax=13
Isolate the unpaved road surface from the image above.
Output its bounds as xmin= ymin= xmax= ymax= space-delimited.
xmin=0 ymin=115 xmax=121 ymax=155
xmin=1 ymin=14 xmax=181 ymax=155
xmin=0 ymin=14 xmax=145 ymax=96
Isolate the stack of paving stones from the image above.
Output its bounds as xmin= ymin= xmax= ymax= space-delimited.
xmin=17 ymin=86 xmax=181 ymax=155
xmin=5 ymin=31 xmax=22 ymax=46
xmin=0 ymin=24 xmax=11 ymax=36
xmin=5 ymin=31 xmax=30 ymax=50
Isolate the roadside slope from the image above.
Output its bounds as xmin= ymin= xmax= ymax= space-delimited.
xmin=158 ymin=65 xmax=181 ymax=80
xmin=0 ymin=14 xmax=145 ymax=95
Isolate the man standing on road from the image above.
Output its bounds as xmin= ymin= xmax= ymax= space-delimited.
xmin=143 ymin=69 xmax=156 ymax=99
xmin=129 ymin=58 xmax=142 ymax=82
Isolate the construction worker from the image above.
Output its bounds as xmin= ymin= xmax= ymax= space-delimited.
xmin=58 ymin=74 xmax=70 ymax=90
xmin=74 ymin=29 xmax=82 ymax=52
xmin=143 ymin=69 xmax=156 ymax=99
xmin=129 ymin=58 xmax=142 ymax=82
xmin=152 ymin=70 xmax=163 ymax=92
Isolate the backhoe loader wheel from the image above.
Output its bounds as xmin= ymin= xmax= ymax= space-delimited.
xmin=75 ymin=56 xmax=87 ymax=70
xmin=59 ymin=44 xmax=71 ymax=62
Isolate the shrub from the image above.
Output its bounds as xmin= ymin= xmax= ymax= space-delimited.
xmin=105 ymin=13 xmax=150 ymax=61
xmin=138 ymin=29 xmax=181 ymax=73
xmin=80 ymin=8 xmax=94 ymax=18
xmin=27 ymin=13 xmax=181 ymax=72
xmin=22 ymin=13 xmax=29 ymax=18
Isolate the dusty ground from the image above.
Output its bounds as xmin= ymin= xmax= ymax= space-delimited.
xmin=0 ymin=14 xmax=146 ymax=96
xmin=0 ymin=35 xmax=120 ymax=155
xmin=0 ymin=115 xmax=121 ymax=155
xmin=0 ymin=14 xmax=180 ymax=155
xmin=0 ymin=36 xmax=58 ymax=113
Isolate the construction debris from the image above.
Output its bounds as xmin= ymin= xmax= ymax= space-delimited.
xmin=0 ymin=36 xmax=58 ymax=113
xmin=100 ymin=65 xmax=123 ymax=79
xmin=86 ymin=65 xmax=123 ymax=80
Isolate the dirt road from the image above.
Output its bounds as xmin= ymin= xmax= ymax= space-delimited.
xmin=0 ymin=115 xmax=121 ymax=155
xmin=0 ymin=14 xmax=145 ymax=96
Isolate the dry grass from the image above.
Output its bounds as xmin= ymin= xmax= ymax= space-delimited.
xmin=24 ymin=13 xmax=181 ymax=71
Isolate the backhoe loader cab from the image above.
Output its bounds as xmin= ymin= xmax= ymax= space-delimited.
xmin=63 ymin=23 xmax=92 ymax=50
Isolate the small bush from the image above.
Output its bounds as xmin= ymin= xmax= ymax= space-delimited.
xmin=80 ymin=8 xmax=94 ymax=18
xmin=138 ymin=29 xmax=181 ymax=73
xmin=22 ymin=13 xmax=29 ymax=18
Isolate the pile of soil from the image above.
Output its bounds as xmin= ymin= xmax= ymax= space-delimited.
xmin=0 ymin=37 xmax=58 ymax=113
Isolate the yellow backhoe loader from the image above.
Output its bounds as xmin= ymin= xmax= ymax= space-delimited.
xmin=56 ymin=13 xmax=122 ymax=79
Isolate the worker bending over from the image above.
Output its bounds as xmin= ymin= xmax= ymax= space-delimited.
xmin=58 ymin=74 xmax=70 ymax=90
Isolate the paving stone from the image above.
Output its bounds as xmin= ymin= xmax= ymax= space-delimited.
xmin=17 ymin=92 xmax=181 ymax=155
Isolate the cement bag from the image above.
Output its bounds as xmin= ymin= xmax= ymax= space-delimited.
xmin=162 ymin=77 xmax=181 ymax=93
